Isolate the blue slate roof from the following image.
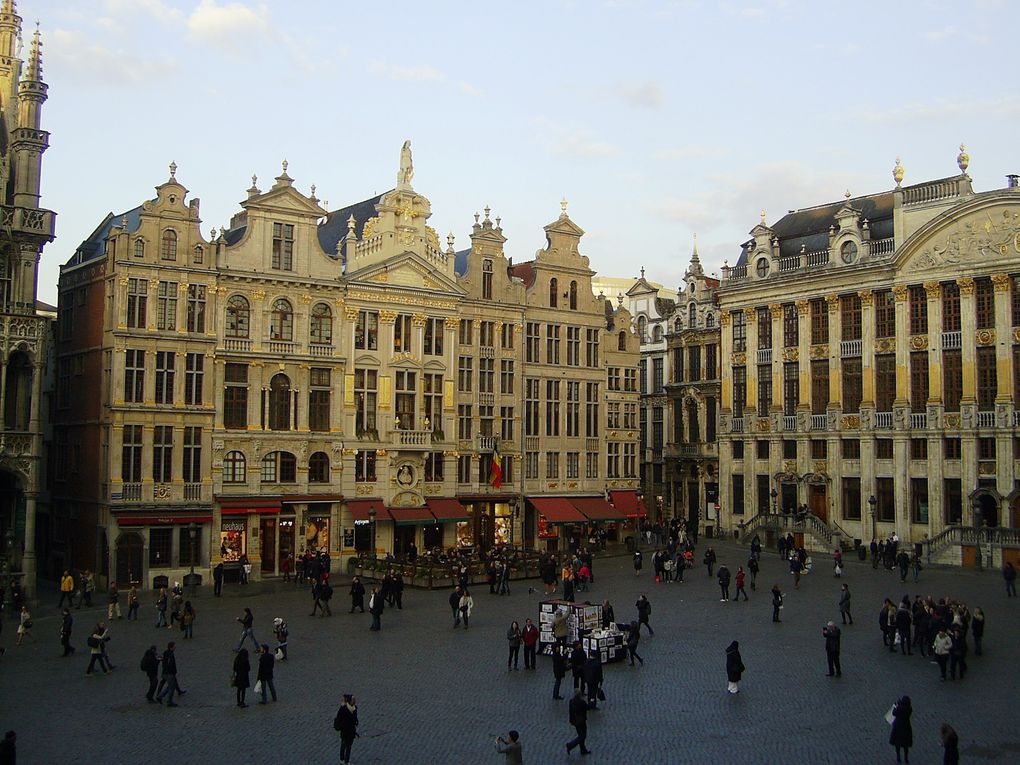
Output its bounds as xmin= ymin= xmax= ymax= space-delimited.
xmin=454 ymin=248 xmax=471 ymax=276
xmin=316 ymin=193 xmax=387 ymax=257
xmin=66 ymin=205 xmax=144 ymax=267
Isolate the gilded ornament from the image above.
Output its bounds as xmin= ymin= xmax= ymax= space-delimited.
xmin=923 ymin=282 xmax=941 ymax=299
xmin=252 ymin=289 xmax=266 ymax=300
xmin=757 ymin=417 xmax=771 ymax=432
xmin=956 ymin=277 xmax=975 ymax=296
xmin=344 ymin=306 xmax=359 ymax=321
xmin=1013 ymin=327 xmax=1020 ymax=344
xmin=301 ymin=293 xmax=313 ymax=304
xmin=769 ymin=303 xmax=783 ymax=319
xmin=795 ymin=299 xmax=810 ymax=315
xmin=841 ymin=415 xmax=860 ymax=430
xmin=893 ymin=157 xmax=904 ymax=187
xmin=743 ymin=307 xmax=756 ymax=321
xmin=943 ymin=414 xmax=961 ymax=428
xmin=809 ymin=344 xmax=829 ymax=359
xmin=857 ymin=290 xmax=874 ymax=307
xmin=909 ymin=335 xmax=929 ymax=351
xmin=813 ymin=460 xmax=827 ymax=473
xmin=875 ymin=338 xmax=895 ymax=353
xmin=362 ymin=217 xmax=379 ymax=238
xmin=378 ymin=310 xmax=397 ymax=324
xmin=781 ymin=347 xmax=799 ymax=362
xmin=991 ymin=273 xmax=1011 ymax=292
xmin=719 ymin=313 xmax=731 ymax=327
xmin=731 ymin=352 xmax=746 ymax=366
xmin=975 ymin=329 xmax=995 ymax=345
xmin=892 ymin=285 xmax=909 ymax=302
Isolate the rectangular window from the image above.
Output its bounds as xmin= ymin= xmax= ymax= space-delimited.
xmin=783 ymin=303 xmax=798 ymax=347
xmin=186 ymin=284 xmax=206 ymax=333
xmin=500 ymin=360 xmax=514 ymax=395
xmin=482 ymin=262 xmax=493 ymax=300
xmin=810 ymin=359 xmax=828 ymax=414
xmin=458 ymin=404 xmax=473 ymax=439
xmin=842 ymin=477 xmax=861 ymax=520
xmin=459 ymin=319 xmax=473 ymax=346
xmin=1013 ymin=276 xmax=1020 ymax=327
xmin=842 ymin=357 xmax=862 ymax=414
xmin=585 ymin=452 xmax=599 ymax=479
xmin=178 ymin=527 xmax=198 ymax=567
xmin=875 ymin=355 xmax=896 ymax=412
xmin=125 ymin=349 xmax=145 ymax=403
xmin=272 ymin=222 xmax=294 ymax=270
xmin=525 ymin=452 xmax=539 ymax=479
xmin=183 ymin=426 xmax=201 ymax=483
xmin=810 ymin=299 xmax=828 ymax=344
xmin=394 ymin=370 xmax=417 ymax=429
xmin=354 ymin=368 xmax=378 ymax=433
xmin=479 ymin=405 xmax=494 ymax=437
xmin=423 ymin=373 xmax=443 ymax=427
xmin=500 ymin=407 xmax=514 ymax=441
xmin=875 ymin=290 xmax=896 ymax=338
xmin=653 ymin=357 xmax=664 ymax=393
xmin=639 ymin=359 xmax=648 ymax=395
xmin=355 ymin=310 xmax=378 ymax=350
xmin=756 ymin=440 xmax=769 ymax=460
xmin=624 ymin=442 xmax=637 ymax=478
xmin=909 ymin=285 xmax=928 ymax=335
xmin=942 ymin=281 xmax=961 ymax=332
xmin=624 ymin=402 xmax=637 ymax=429
xmin=425 ymin=452 xmax=444 ymax=482
xmin=393 ymin=313 xmax=413 ymax=353
xmin=607 ymin=402 xmax=620 ymax=429
xmin=149 ymin=528 xmax=172 ymax=568
xmin=545 ymin=380 xmax=561 ymax=436
xmin=546 ymin=324 xmax=561 ymax=365
xmin=976 ymin=346 xmax=997 ymax=410
xmin=909 ymin=352 xmax=928 ymax=413
xmin=910 ymin=438 xmax=928 ymax=460
xmin=731 ymin=310 xmax=747 ymax=352
xmin=566 ymin=326 xmax=580 ymax=366
xmin=224 ymin=362 xmax=248 ymax=429
xmin=652 ymin=406 xmax=663 ymax=449
xmin=732 ymin=367 xmax=747 ymax=418
xmin=1014 ymin=347 xmax=1020 ymax=406
xmin=623 ymin=369 xmax=637 ymax=392
xmin=606 ymin=442 xmax=620 ymax=478
xmin=911 ymin=477 xmax=929 ymax=524
xmin=943 ymin=438 xmax=961 ymax=460
xmin=502 ymin=322 xmax=515 ymax=350
xmin=423 ymin=317 xmax=444 ymax=356
xmin=458 ymin=356 xmax=473 ymax=392
xmin=731 ymin=475 xmax=745 ymax=516
xmin=585 ymin=328 xmax=599 ymax=367
xmin=184 ymin=353 xmax=204 ymax=406
xmin=566 ymin=452 xmax=579 ymax=479
xmin=944 ymin=478 xmax=963 ymax=524
xmin=585 ymin=383 xmax=599 ymax=438
xmin=524 ymin=378 xmax=539 ymax=436
xmin=479 ymin=321 xmax=495 ymax=348
xmin=811 ymin=439 xmax=827 ymax=459
xmin=876 ymin=438 xmax=893 ymax=459
xmin=126 ymin=278 xmax=148 ymax=329
xmin=877 ymin=476 xmax=895 ymax=522
xmin=309 ymin=367 xmax=331 ymax=431
xmin=756 ymin=474 xmax=770 ymax=514
xmin=58 ymin=358 xmax=71 ymax=408
xmin=841 ymin=438 xmax=860 ymax=459
xmin=566 ymin=381 xmax=580 ymax=437
xmin=673 ymin=347 xmax=685 ymax=383
xmin=757 ymin=307 xmax=772 ymax=349
xmin=705 ymin=344 xmax=717 ymax=380
xmin=156 ymin=281 xmax=177 ymax=331
xmin=706 ymin=396 xmax=716 ymax=442
xmin=975 ymin=277 xmax=994 ymax=329
xmin=783 ymin=362 xmax=799 ymax=416
xmin=525 ymin=322 xmax=540 ymax=363
xmin=545 ymin=451 xmax=560 ymax=479
xmin=355 ymin=451 xmax=377 ymax=482
xmin=478 ymin=357 xmax=494 ymax=394
xmin=152 ymin=425 xmax=173 ymax=482
xmin=155 ymin=351 xmax=175 ymax=405
xmin=782 ymin=439 xmax=797 ymax=459
xmin=732 ymin=440 xmax=744 ymax=459
xmin=121 ymin=424 xmax=143 ymax=482
xmin=978 ymin=436 xmax=996 ymax=460
xmin=688 ymin=347 xmax=701 ymax=382
xmin=757 ymin=364 xmax=772 ymax=416
xmin=943 ymin=349 xmax=962 ymax=412
xmin=840 ymin=294 xmax=862 ymax=341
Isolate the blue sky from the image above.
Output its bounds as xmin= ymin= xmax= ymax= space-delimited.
xmin=28 ymin=0 xmax=1020 ymax=302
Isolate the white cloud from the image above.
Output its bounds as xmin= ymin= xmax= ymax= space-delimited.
xmin=655 ymin=144 xmax=728 ymax=161
xmin=617 ymin=81 xmax=664 ymax=109
xmin=369 ymin=60 xmax=444 ymax=82
xmin=187 ymin=0 xmax=270 ymax=47
xmin=861 ymin=96 xmax=1020 ymax=124
xmin=556 ymin=133 xmax=619 ymax=159
xmin=459 ymin=81 xmax=482 ymax=97
xmin=104 ymin=0 xmax=185 ymax=25
xmin=48 ymin=28 xmax=178 ymax=85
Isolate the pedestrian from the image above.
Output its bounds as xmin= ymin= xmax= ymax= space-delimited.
xmin=85 ymin=622 xmax=111 ymax=675
xmin=522 ymin=618 xmax=539 ymax=670
xmin=725 ymin=640 xmax=745 ymax=694
xmin=570 ymin=641 xmax=586 ymax=693
xmin=563 ymin=572 xmax=575 ymax=603
xmin=449 ymin=586 xmax=463 ymax=627
xmin=58 ymin=570 xmax=75 ymax=608
xmin=155 ymin=588 xmax=168 ymax=628
xmin=790 ymin=555 xmax=803 ymax=589
xmin=940 ymin=723 xmax=959 ymax=765
xmin=932 ymin=626 xmax=952 ymax=681
xmin=83 ymin=570 xmax=95 ymax=607
xmin=240 ymin=554 xmax=251 ymax=585
xmin=583 ymin=650 xmax=603 ymax=709
xmin=703 ymin=547 xmax=716 ymax=577
xmin=256 ymin=644 xmax=277 ymax=704
xmin=910 ymin=553 xmax=923 ymax=583
xmin=871 ymin=539 xmax=880 ymax=569
xmin=948 ymin=626 xmax=967 ymax=680
xmin=349 ymin=576 xmax=366 ymax=613
xmin=0 ymin=731 xmax=15 ymax=765
xmin=632 ymin=548 xmax=642 ymax=576
xmin=747 ymin=555 xmax=759 ymax=590
xmin=499 ymin=561 xmax=511 ymax=596
xmin=1004 ymin=562 xmax=1017 ymax=597
xmin=896 ymin=597 xmax=913 ymax=655
xmin=635 ymin=594 xmax=654 ymax=635
xmin=565 ymin=688 xmax=591 ymax=756
xmin=896 ymin=550 xmax=910 ymax=582
xmin=334 ymin=694 xmax=359 ymax=765
xmin=310 ymin=579 xmax=325 ymax=616
xmin=552 ymin=643 xmax=567 ymax=699
xmin=181 ymin=601 xmax=195 ymax=639
xmin=881 ymin=599 xmax=896 ymax=649
xmin=232 ymin=647 xmax=251 ymax=707
xmin=833 ymin=548 xmax=843 ymax=577
xmin=601 ymin=600 xmax=615 ymax=629
xmin=750 ymin=535 xmax=762 ymax=561
xmin=127 ymin=584 xmax=140 ymax=620
xmin=495 ymin=730 xmax=523 ymax=765
xmin=141 ymin=644 xmax=159 ymax=702
xmin=506 ymin=621 xmax=522 ymax=670
xmin=971 ymin=607 xmax=985 ymax=656
xmin=458 ymin=588 xmax=473 ymax=629
xmin=625 ymin=620 xmax=643 ymax=666
xmin=107 ymin=583 xmax=122 ymax=620
xmin=155 ymin=641 xmax=183 ymax=706
xmin=822 ymin=621 xmax=842 ymax=677
xmin=272 ymin=617 xmax=289 ymax=660
xmin=234 ymin=607 xmax=259 ymax=651
xmin=59 ymin=608 xmax=74 ymax=656
xmin=734 ymin=567 xmax=749 ymax=601
xmin=213 ymin=562 xmax=224 ymax=597
xmin=771 ymin=584 xmax=783 ymax=623
xmin=717 ymin=564 xmax=731 ymax=602
xmin=888 ymin=695 xmax=913 ymax=764
xmin=281 ymin=554 xmax=292 ymax=583
xmin=553 ymin=609 xmax=568 ymax=646
xmin=393 ymin=571 xmax=404 ymax=609
xmin=839 ymin=583 xmax=853 ymax=625
xmin=16 ymin=606 xmax=33 ymax=645
xmin=368 ymin=587 xmax=384 ymax=631
xmin=777 ymin=534 xmax=787 ymax=560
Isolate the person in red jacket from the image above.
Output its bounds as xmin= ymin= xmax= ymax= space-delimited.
xmin=734 ymin=567 xmax=749 ymax=601
xmin=521 ymin=618 xmax=540 ymax=670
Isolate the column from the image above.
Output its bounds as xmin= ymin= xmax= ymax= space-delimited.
xmin=796 ymin=300 xmax=810 ymax=410
xmin=893 ymin=285 xmax=910 ymax=405
xmin=297 ymin=365 xmax=310 ymax=431
xmin=928 ymin=436 xmax=945 ymax=536
xmin=992 ymin=274 xmax=1013 ymax=402
xmin=826 ymin=294 xmax=842 ymax=408
xmin=0 ymin=354 xmax=6 ymax=429
xmin=769 ymin=304 xmax=783 ymax=412
xmin=893 ymin=437 xmax=910 ymax=540
xmin=213 ymin=360 xmax=226 ymax=429
xmin=744 ymin=307 xmax=758 ymax=415
xmin=859 ymin=290 xmax=875 ymax=407
xmin=958 ymin=277 xmax=976 ymax=402
xmin=28 ymin=361 xmax=42 ymax=433
xmin=719 ymin=312 xmax=732 ymax=411
xmin=22 ymin=492 xmax=37 ymax=599
xmin=925 ymin=282 xmax=944 ymax=404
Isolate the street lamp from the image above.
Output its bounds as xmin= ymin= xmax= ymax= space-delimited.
xmin=368 ymin=507 xmax=377 ymax=559
xmin=188 ymin=522 xmax=197 ymax=597
xmin=868 ymin=495 xmax=877 ymax=543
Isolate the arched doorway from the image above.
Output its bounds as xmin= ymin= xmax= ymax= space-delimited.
xmin=116 ymin=532 xmax=144 ymax=587
xmin=975 ymin=493 xmax=999 ymax=528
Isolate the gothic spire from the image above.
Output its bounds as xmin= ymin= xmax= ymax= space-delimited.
xmin=26 ymin=21 xmax=41 ymax=81
xmin=688 ymin=233 xmax=704 ymax=276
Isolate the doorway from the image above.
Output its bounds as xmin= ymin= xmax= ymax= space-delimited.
xmin=260 ymin=518 xmax=277 ymax=573
xmin=278 ymin=517 xmax=295 ymax=571
xmin=394 ymin=525 xmax=416 ymax=559
xmin=976 ymin=494 xmax=999 ymax=528
xmin=809 ymin=484 xmax=828 ymax=523
xmin=780 ymin=483 xmax=798 ymax=514
xmin=115 ymin=532 xmax=143 ymax=587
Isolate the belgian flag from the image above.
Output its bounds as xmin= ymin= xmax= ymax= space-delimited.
xmin=490 ymin=448 xmax=503 ymax=489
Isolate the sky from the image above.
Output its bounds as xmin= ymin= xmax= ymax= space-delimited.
xmin=23 ymin=0 xmax=1020 ymax=303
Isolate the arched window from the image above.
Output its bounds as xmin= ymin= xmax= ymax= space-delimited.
xmin=225 ymin=295 xmax=250 ymax=338
xmin=618 ymin=331 xmax=627 ymax=351
xmin=674 ymin=318 xmax=683 ymax=333
xmin=261 ymin=451 xmax=297 ymax=483
xmin=637 ymin=315 xmax=647 ymax=343
xmin=309 ymin=451 xmax=330 ymax=483
xmin=569 ymin=280 xmax=578 ymax=310
xmin=270 ymin=299 xmax=293 ymax=341
xmin=261 ymin=453 xmax=277 ymax=482
xmin=689 ymin=304 xmax=697 ymax=327
xmin=549 ymin=278 xmax=558 ymax=308
xmin=160 ymin=230 xmax=177 ymax=261
xmin=482 ymin=259 xmax=493 ymax=300
xmin=653 ymin=325 xmax=663 ymax=342
xmin=133 ymin=239 xmax=145 ymax=259
xmin=4 ymin=351 xmax=32 ymax=430
xmin=269 ymin=373 xmax=291 ymax=430
xmin=310 ymin=303 xmax=332 ymax=345
xmin=193 ymin=245 xmax=204 ymax=264
xmin=223 ymin=451 xmax=246 ymax=483
xmin=705 ymin=313 xmax=715 ymax=328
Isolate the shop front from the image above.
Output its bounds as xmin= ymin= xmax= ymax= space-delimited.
xmin=527 ymin=497 xmax=587 ymax=552
xmin=388 ymin=506 xmax=438 ymax=558
xmin=609 ymin=490 xmax=648 ymax=540
xmin=455 ymin=494 xmax=515 ymax=551
xmin=112 ymin=512 xmax=212 ymax=589
xmin=570 ymin=496 xmax=628 ymax=546
xmin=345 ymin=499 xmax=388 ymax=557
xmin=425 ymin=498 xmax=469 ymax=552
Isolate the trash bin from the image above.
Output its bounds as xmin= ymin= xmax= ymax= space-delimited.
xmin=152 ymin=574 xmax=169 ymax=590
xmin=858 ymin=546 xmax=867 ymax=561
xmin=183 ymin=573 xmax=202 ymax=589
xmin=625 ymin=536 xmax=635 ymax=552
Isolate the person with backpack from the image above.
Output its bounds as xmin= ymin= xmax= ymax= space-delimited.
xmin=334 ymin=693 xmax=359 ymax=765
xmin=141 ymin=645 xmax=159 ymax=702
xmin=155 ymin=642 xmax=183 ymax=706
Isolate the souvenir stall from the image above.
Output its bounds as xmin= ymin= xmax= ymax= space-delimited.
xmin=537 ymin=599 xmax=602 ymax=655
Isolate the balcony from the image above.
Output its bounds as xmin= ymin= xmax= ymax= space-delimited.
xmin=223 ymin=338 xmax=252 ymax=352
xmin=122 ymin=483 xmax=142 ymax=501
xmin=839 ymin=339 xmax=862 ymax=357
xmin=268 ymin=340 xmax=296 ymax=355
xmin=869 ymin=237 xmax=895 ymax=256
xmin=811 ymin=414 xmax=827 ymax=431
xmin=476 ymin=435 xmax=497 ymax=451
xmin=756 ymin=348 xmax=773 ymax=364
xmin=1014 ymin=410 xmax=1020 ymax=427
xmin=309 ymin=343 xmax=334 ymax=357
xmin=875 ymin=411 xmax=893 ymax=429
xmin=184 ymin=483 xmax=203 ymax=501
xmin=941 ymin=331 xmax=961 ymax=350
xmin=731 ymin=418 xmax=744 ymax=433
xmin=0 ymin=204 xmax=56 ymax=240
xmin=480 ymin=345 xmax=496 ymax=358
xmin=391 ymin=429 xmax=433 ymax=449
xmin=910 ymin=413 xmax=928 ymax=429
xmin=977 ymin=410 xmax=996 ymax=428
xmin=783 ymin=415 xmax=797 ymax=431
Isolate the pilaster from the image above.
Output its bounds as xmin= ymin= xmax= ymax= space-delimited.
xmin=958 ymin=278 xmax=976 ymax=402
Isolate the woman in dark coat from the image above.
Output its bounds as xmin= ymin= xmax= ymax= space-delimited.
xmin=940 ymin=723 xmax=959 ymax=765
xmin=889 ymin=695 xmax=913 ymax=763
xmin=232 ymin=647 xmax=251 ymax=707
xmin=336 ymin=694 xmax=359 ymax=765
xmin=725 ymin=640 xmax=744 ymax=694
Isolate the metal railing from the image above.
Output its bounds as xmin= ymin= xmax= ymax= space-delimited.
xmin=840 ymin=339 xmax=862 ymax=357
xmin=756 ymin=348 xmax=773 ymax=364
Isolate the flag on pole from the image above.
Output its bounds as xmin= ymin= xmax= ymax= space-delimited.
xmin=490 ymin=447 xmax=503 ymax=489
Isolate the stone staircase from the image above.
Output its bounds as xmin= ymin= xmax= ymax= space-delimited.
xmin=736 ymin=512 xmax=855 ymax=554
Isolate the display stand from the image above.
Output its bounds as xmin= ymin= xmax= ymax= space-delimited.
xmin=538 ymin=599 xmax=603 ymax=655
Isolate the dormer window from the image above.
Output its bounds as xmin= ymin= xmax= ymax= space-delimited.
xmin=193 ymin=245 xmax=204 ymax=264
xmin=482 ymin=259 xmax=493 ymax=300
xmin=272 ymin=222 xmax=294 ymax=270
xmin=755 ymin=257 xmax=770 ymax=278
xmin=705 ymin=313 xmax=715 ymax=329
xmin=160 ymin=230 xmax=177 ymax=261
xmin=674 ymin=318 xmax=682 ymax=333
xmin=549 ymin=278 xmax=558 ymax=308
xmin=840 ymin=240 xmax=858 ymax=264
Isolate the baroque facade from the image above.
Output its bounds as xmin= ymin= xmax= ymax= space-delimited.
xmin=54 ymin=145 xmax=641 ymax=587
xmin=0 ymin=0 xmax=56 ymax=598
xmin=716 ymin=149 xmax=1020 ymax=566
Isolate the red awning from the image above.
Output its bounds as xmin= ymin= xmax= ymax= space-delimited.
xmin=115 ymin=514 xmax=212 ymax=526
xmin=346 ymin=499 xmax=387 ymax=522
xmin=571 ymin=496 xmax=627 ymax=522
xmin=220 ymin=505 xmax=281 ymax=516
xmin=529 ymin=496 xmax=587 ymax=523
xmin=609 ymin=490 xmax=647 ymax=518
xmin=427 ymin=498 xmax=470 ymax=522
xmin=387 ymin=506 xmax=438 ymax=526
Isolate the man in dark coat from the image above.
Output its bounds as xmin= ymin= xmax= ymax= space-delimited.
xmin=570 ymin=641 xmax=586 ymax=693
xmin=335 ymin=694 xmax=359 ymax=765
xmin=895 ymin=598 xmax=913 ymax=655
xmin=141 ymin=644 xmax=159 ymax=702
xmin=60 ymin=609 xmax=75 ymax=657
xmin=583 ymin=651 xmax=603 ymax=709
xmin=393 ymin=573 xmax=404 ymax=609
xmin=635 ymin=594 xmax=654 ymax=635
xmin=368 ymin=587 xmax=384 ymax=631
xmin=213 ymin=563 xmax=224 ymax=597
xmin=349 ymin=577 xmax=365 ymax=613
xmin=155 ymin=642 xmax=182 ymax=706
xmin=822 ymin=621 xmax=842 ymax=677
xmin=725 ymin=640 xmax=745 ymax=693
xmin=449 ymin=586 xmax=463 ymax=627
xmin=256 ymin=644 xmax=277 ymax=703
xmin=565 ymin=688 xmax=591 ymax=755
xmin=552 ymin=643 xmax=567 ymax=699
xmin=717 ymin=564 xmax=731 ymax=601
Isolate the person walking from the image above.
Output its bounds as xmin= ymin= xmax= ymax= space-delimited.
xmin=506 ymin=621 xmax=522 ymax=670
xmin=181 ymin=601 xmax=195 ymax=639
xmin=393 ymin=572 xmax=404 ymax=609
xmin=888 ymin=695 xmax=913 ymax=764
xmin=141 ymin=644 xmax=159 ymax=702
xmin=273 ymin=617 xmax=289 ymax=660
xmin=58 ymin=570 xmax=75 ymax=608
xmin=107 ymin=584 xmax=122 ymax=620
xmin=703 ymin=547 xmax=717 ymax=577
xmin=734 ymin=567 xmax=749 ymax=601
xmin=971 ymin=607 xmax=985 ymax=656
xmin=1004 ymin=562 xmax=1017 ymax=597
xmin=334 ymin=694 xmax=359 ymax=765
xmin=910 ymin=553 xmax=923 ymax=583
xmin=552 ymin=643 xmax=567 ymax=699
xmin=458 ymin=588 xmax=474 ymax=630
xmin=717 ymin=564 xmax=731 ymax=602
xmin=349 ymin=576 xmax=366 ymax=613
xmin=449 ymin=586 xmax=463 ymax=627
xmin=234 ymin=607 xmax=258 ymax=651
xmin=155 ymin=588 xmax=169 ymax=628
xmin=213 ymin=562 xmax=224 ymax=597
xmin=60 ymin=609 xmax=75 ymax=657
xmin=256 ymin=644 xmax=277 ymax=704
xmin=771 ymin=584 xmax=783 ymax=623
xmin=948 ymin=626 xmax=968 ymax=681
xmin=632 ymin=549 xmax=642 ymax=576
xmin=570 ymin=641 xmax=586 ymax=693
xmin=725 ymin=640 xmax=745 ymax=694
xmin=310 ymin=579 xmax=325 ymax=616
xmin=932 ymin=626 xmax=952 ymax=681
xmin=839 ymin=583 xmax=853 ymax=625
xmin=747 ymin=555 xmax=759 ymax=590
xmin=155 ymin=642 xmax=183 ymax=706
xmin=85 ymin=622 xmax=111 ymax=675
xmin=635 ymin=594 xmax=654 ymax=635
xmin=232 ymin=648 xmax=251 ymax=707
xmin=790 ymin=555 xmax=803 ymax=589
xmin=583 ymin=650 xmax=603 ymax=710
xmin=522 ymin=618 xmax=539 ymax=670
xmin=127 ymin=584 xmax=140 ymax=621
xmin=822 ymin=621 xmax=842 ymax=677
xmin=565 ymin=688 xmax=591 ymax=756
xmin=16 ymin=606 xmax=33 ymax=645
xmin=625 ymin=620 xmax=644 ymax=666
xmin=495 ymin=730 xmax=523 ymax=764
xmin=940 ymin=723 xmax=959 ymax=765
xmin=368 ymin=587 xmax=384 ymax=632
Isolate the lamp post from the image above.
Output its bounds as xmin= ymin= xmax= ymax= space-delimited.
xmin=368 ymin=507 xmax=377 ymax=559
xmin=868 ymin=495 xmax=877 ymax=544
xmin=972 ymin=498 xmax=983 ymax=571
xmin=188 ymin=522 xmax=197 ymax=597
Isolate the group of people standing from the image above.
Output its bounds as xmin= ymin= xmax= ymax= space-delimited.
xmin=878 ymin=594 xmax=983 ymax=682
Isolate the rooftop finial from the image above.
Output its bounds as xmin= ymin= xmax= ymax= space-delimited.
xmin=690 ymin=233 xmax=703 ymax=274
xmin=893 ymin=157 xmax=904 ymax=187
xmin=169 ymin=160 xmax=177 ymax=180
xmin=282 ymin=159 xmax=288 ymax=173
xmin=957 ymin=143 xmax=969 ymax=174
xmin=310 ymin=184 xmax=317 ymax=201
xmin=251 ymin=174 xmax=257 ymax=187
xmin=640 ymin=266 xmax=645 ymax=279
xmin=447 ymin=232 xmax=455 ymax=250
xmin=26 ymin=20 xmax=42 ymax=81
xmin=484 ymin=205 xmax=491 ymax=221
xmin=760 ymin=209 xmax=766 ymax=224
xmin=844 ymin=189 xmax=852 ymax=200
xmin=398 ymin=140 xmax=414 ymax=187
xmin=347 ymin=214 xmax=356 ymax=234
xmin=561 ymin=198 xmax=568 ymax=216
xmin=474 ymin=212 xmax=480 ymax=224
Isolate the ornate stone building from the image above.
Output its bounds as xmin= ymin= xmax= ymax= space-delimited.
xmin=0 ymin=1 xmax=55 ymax=597
xmin=55 ymin=145 xmax=641 ymax=587
xmin=717 ymin=149 xmax=1020 ymax=566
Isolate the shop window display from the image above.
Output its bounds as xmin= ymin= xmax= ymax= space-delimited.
xmin=220 ymin=520 xmax=246 ymax=561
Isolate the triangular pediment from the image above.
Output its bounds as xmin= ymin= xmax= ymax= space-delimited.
xmin=347 ymin=251 xmax=466 ymax=296
xmin=626 ymin=278 xmax=656 ymax=297
xmin=243 ymin=185 xmax=327 ymax=218
xmin=544 ymin=215 xmax=586 ymax=238
xmin=748 ymin=223 xmax=773 ymax=237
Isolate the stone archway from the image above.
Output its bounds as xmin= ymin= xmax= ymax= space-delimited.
xmin=968 ymin=488 xmax=1002 ymax=528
